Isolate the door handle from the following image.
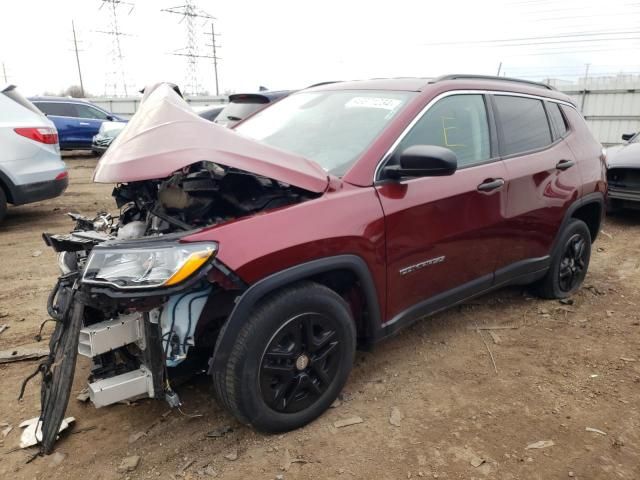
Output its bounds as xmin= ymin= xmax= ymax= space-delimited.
xmin=79 ymin=122 xmax=90 ymax=126
xmin=477 ymin=178 xmax=505 ymax=192
xmin=556 ymin=159 xmax=575 ymax=171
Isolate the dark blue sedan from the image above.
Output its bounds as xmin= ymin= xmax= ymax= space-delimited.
xmin=29 ymin=97 xmax=125 ymax=150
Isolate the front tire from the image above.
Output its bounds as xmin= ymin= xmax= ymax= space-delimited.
xmin=537 ymin=218 xmax=591 ymax=299
xmin=213 ymin=282 xmax=356 ymax=432
xmin=0 ymin=188 xmax=7 ymax=223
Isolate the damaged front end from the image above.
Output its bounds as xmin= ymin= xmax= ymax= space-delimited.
xmin=26 ymin=83 xmax=325 ymax=454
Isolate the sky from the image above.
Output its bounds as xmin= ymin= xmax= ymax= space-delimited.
xmin=1 ymin=0 xmax=639 ymax=97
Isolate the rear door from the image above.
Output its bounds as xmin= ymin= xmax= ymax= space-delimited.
xmin=376 ymin=93 xmax=508 ymax=324
xmin=491 ymin=94 xmax=580 ymax=280
xmin=34 ymin=102 xmax=78 ymax=148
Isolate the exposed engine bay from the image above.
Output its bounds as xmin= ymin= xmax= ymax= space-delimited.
xmin=114 ymin=161 xmax=314 ymax=236
xmin=27 ymin=161 xmax=317 ymax=454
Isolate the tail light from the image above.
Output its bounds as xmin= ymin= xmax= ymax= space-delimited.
xmin=14 ymin=127 xmax=59 ymax=145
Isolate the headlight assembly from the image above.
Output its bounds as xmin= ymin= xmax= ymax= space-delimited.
xmin=82 ymin=242 xmax=217 ymax=289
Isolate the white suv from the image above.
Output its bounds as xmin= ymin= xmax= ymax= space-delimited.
xmin=0 ymin=85 xmax=68 ymax=223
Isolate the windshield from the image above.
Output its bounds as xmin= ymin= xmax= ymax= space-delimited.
xmin=630 ymin=133 xmax=639 ymax=144
xmin=235 ymin=90 xmax=415 ymax=176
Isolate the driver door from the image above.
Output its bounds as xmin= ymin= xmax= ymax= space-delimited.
xmin=376 ymin=93 xmax=508 ymax=324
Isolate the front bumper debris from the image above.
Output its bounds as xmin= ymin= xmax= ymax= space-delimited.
xmin=18 ymin=274 xmax=83 ymax=455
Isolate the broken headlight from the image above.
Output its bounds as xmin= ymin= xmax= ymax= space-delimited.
xmin=82 ymin=242 xmax=217 ymax=289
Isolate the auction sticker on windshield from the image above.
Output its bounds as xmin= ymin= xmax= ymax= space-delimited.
xmin=345 ymin=97 xmax=402 ymax=110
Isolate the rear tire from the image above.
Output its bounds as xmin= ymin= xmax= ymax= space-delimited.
xmin=536 ymin=218 xmax=591 ymax=299
xmin=213 ymin=282 xmax=356 ymax=432
xmin=0 ymin=188 xmax=7 ymax=224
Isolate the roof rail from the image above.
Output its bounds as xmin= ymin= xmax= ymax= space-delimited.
xmin=305 ymin=81 xmax=342 ymax=89
xmin=432 ymin=74 xmax=555 ymax=91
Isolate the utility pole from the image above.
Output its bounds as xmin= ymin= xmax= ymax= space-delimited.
xmin=72 ymin=20 xmax=85 ymax=97
xmin=580 ymin=63 xmax=590 ymax=113
xmin=205 ymin=21 xmax=222 ymax=96
xmin=2 ymin=62 xmax=7 ymax=83
xmin=496 ymin=61 xmax=502 ymax=77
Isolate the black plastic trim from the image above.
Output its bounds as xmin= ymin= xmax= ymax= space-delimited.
xmin=376 ymin=255 xmax=551 ymax=342
xmin=493 ymin=256 xmax=550 ymax=286
xmin=210 ymin=254 xmax=382 ymax=372
xmin=11 ymin=176 xmax=68 ymax=205
xmin=551 ymin=191 xmax=605 ymax=249
xmin=379 ymin=273 xmax=493 ymax=339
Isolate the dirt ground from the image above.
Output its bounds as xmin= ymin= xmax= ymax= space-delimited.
xmin=0 ymin=154 xmax=639 ymax=480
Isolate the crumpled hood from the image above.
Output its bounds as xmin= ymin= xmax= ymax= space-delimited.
xmin=607 ymin=142 xmax=640 ymax=168
xmin=93 ymin=83 xmax=329 ymax=193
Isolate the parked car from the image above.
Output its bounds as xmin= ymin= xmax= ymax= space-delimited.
xmin=213 ymin=90 xmax=292 ymax=128
xmin=36 ymin=77 xmax=606 ymax=453
xmin=195 ymin=104 xmax=225 ymax=122
xmin=91 ymin=121 xmax=126 ymax=155
xmin=606 ymin=131 xmax=640 ymax=211
xmin=29 ymin=97 xmax=125 ymax=150
xmin=0 ymin=85 xmax=68 ymax=223
xmin=91 ymin=104 xmax=226 ymax=155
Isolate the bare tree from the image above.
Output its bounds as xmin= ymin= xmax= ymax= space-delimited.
xmin=60 ymin=85 xmax=89 ymax=98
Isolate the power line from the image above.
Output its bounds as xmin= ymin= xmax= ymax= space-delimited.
xmin=422 ymin=29 xmax=640 ymax=47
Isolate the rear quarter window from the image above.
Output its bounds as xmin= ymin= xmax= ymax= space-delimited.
xmin=546 ymin=102 xmax=569 ymax=139
xmin=494 ymin=95 xmax=552 ymax=156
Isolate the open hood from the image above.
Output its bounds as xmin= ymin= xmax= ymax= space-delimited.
xmin=93 ymin=83 xmax=329 ymax=193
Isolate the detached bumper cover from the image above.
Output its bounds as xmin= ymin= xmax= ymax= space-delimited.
xmin=11 ymin=175 xmax=68 ymax=205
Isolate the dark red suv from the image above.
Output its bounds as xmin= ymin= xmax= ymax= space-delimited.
xmin=38 ymin=77 xmax=606 ymax=453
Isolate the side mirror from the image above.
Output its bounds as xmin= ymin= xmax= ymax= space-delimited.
xmin=622 ymin=132 xmax=636 ymax=141
xmin=106 ymin=115 xmax=115 ymax=121
xmin=384 ymin=145 xmax=458 ymax=179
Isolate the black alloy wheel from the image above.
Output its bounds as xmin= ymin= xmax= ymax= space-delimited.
xmin=558 ymin=233 xmax=588 ymax=292
xmin=536 ymin=218 xmax=592 ymax=299
xmin=260 ymin=312 xmax=340 ymax=413
xmin=213 ymin=281 xmax=356 ymax=433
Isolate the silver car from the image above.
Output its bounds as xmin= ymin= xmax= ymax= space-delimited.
xmin=0 ymin=85 xmax=68 ymax=222
xmin=607 ymin=132 xmax=640 ymax=212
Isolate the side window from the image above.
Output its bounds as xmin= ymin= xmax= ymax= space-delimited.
xmin=36 ymin=102 xmax=75 ymax=117
xmin=394 ymin=94 xmax=491 ymax=168
xmin=494 ymin=96 xmax=552 ymax=156
xmin=546 ymin=102 xmax=568 ymax=139
xmin=73 ymin=104 xmax=110 ymax=120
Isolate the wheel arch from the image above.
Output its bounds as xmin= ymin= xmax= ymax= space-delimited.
xmin=551 ymin=192 xmax=604 ymax=256
xmin=571 ymin=197 xmax=603 ymax=242
xmin=209 ymin=254 xmax=382 ymax=375
xmin=0 ymin=168 xmax=16 ymax=204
